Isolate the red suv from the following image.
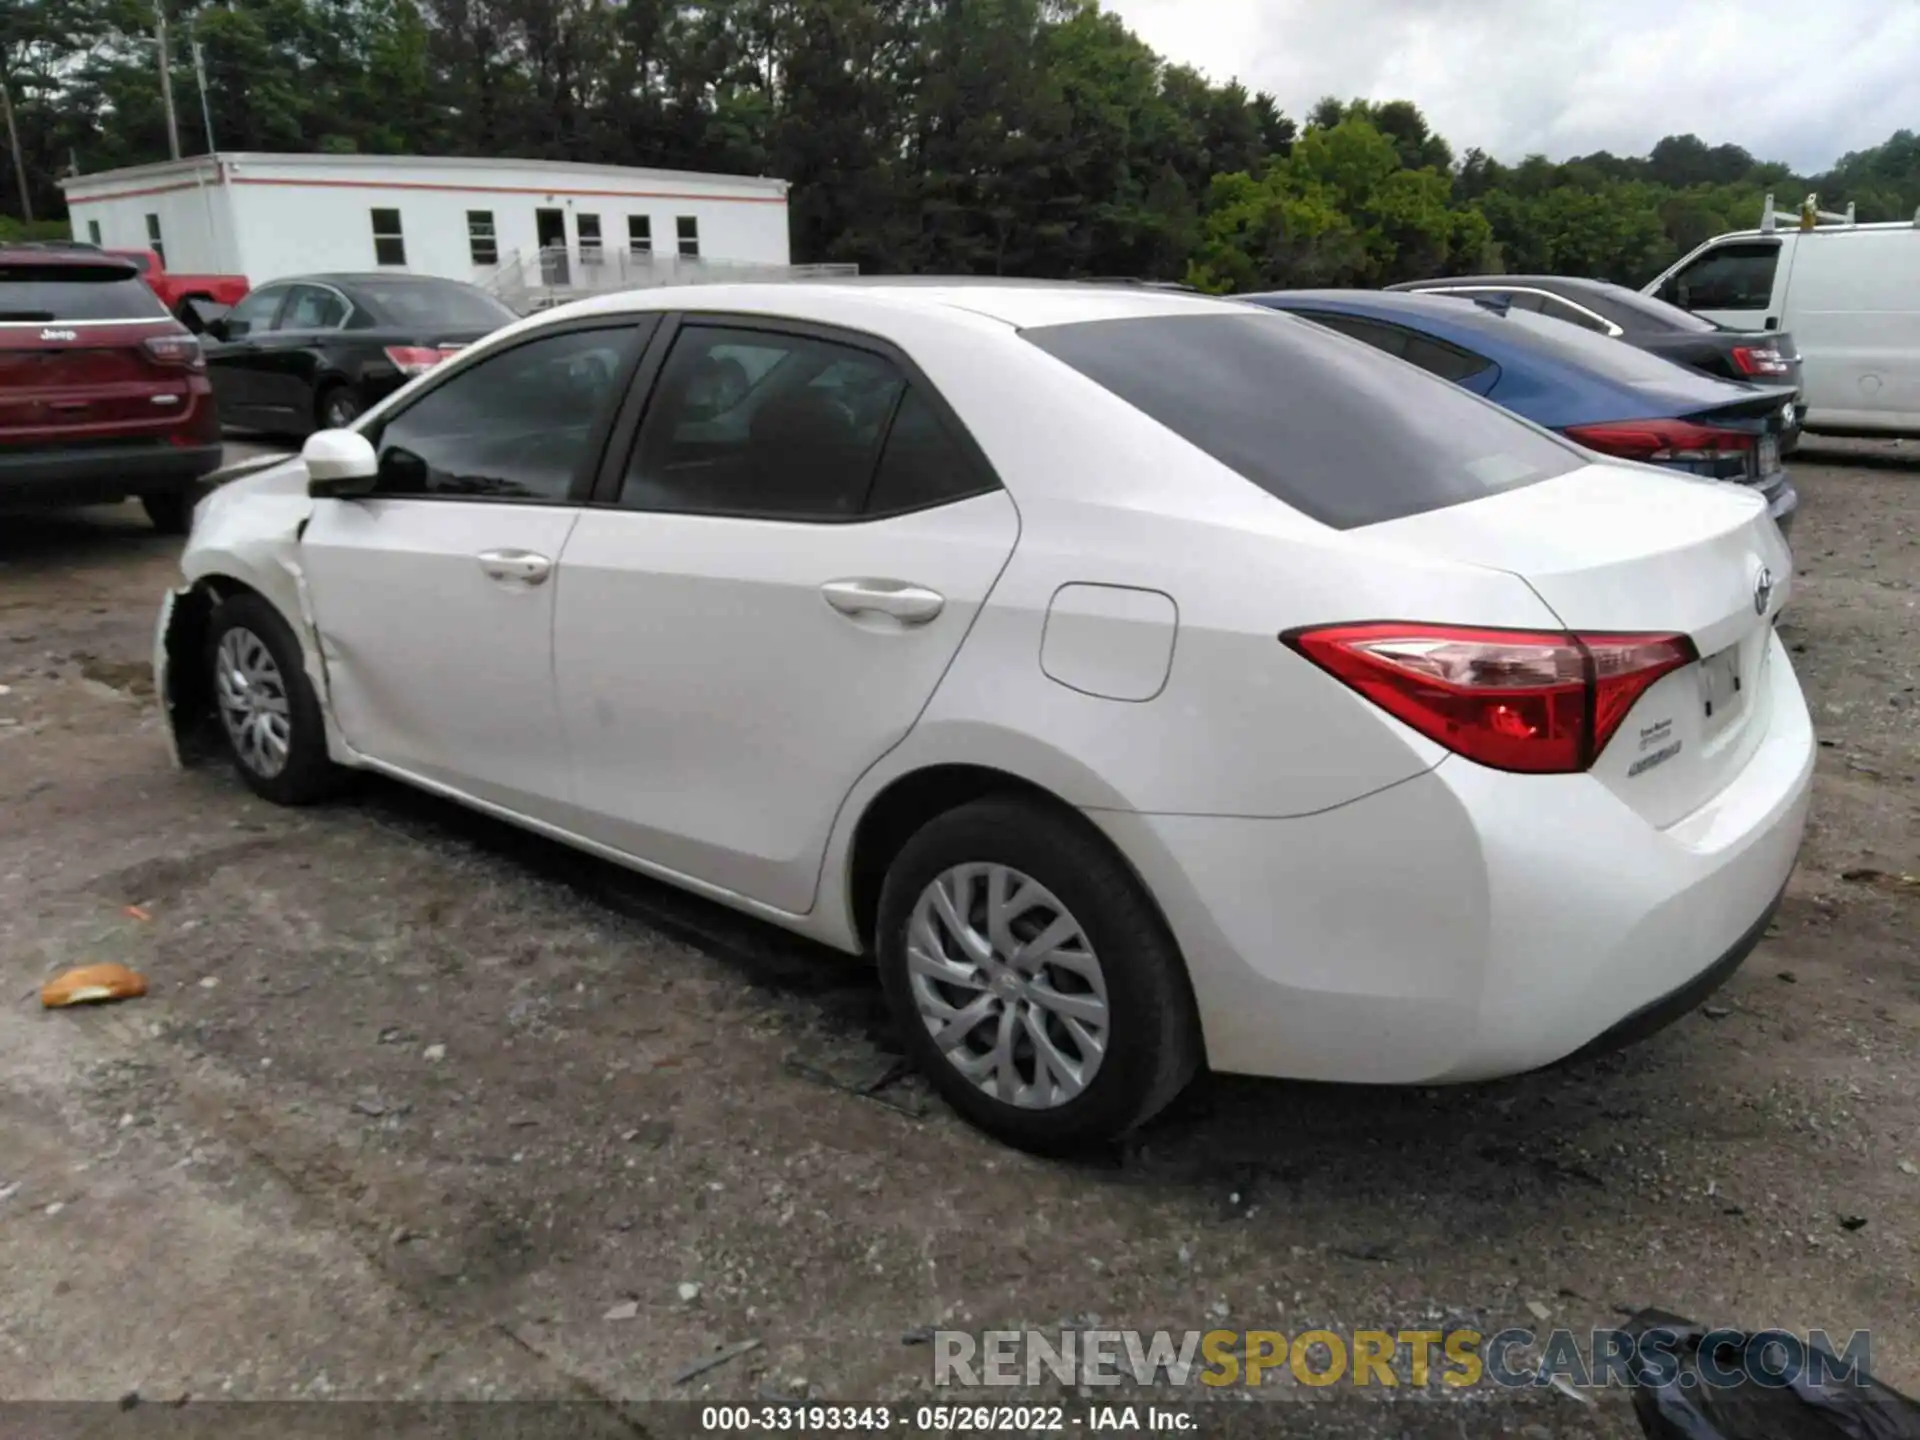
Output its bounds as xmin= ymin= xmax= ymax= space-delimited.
xmin=0 ymin=245 xmax=223 ymax=533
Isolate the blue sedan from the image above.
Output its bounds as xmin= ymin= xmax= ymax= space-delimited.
xmin=1243 ymin=289 xmax=1799 ymax=536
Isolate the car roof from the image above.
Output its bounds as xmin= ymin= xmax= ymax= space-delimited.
xmin=1391 ymin=274 xmax=1614 ymax=297
xmin=556 ymin=278 xmax=1239 ymax=331
xmin=0 ymin=244 xmax=139 ymax=274
xmin=1248 ymin=287 xmax=1517 ymax=333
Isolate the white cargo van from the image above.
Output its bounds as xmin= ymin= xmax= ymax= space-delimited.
xmin=1645 ymin=195 xmax=1920 ymax=436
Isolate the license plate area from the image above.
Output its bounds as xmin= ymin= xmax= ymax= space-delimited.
xmin=1698 ymin=644 xmax=1744 ymax=725
xmin=1757 ymin=434 xmax=1780 ymax=475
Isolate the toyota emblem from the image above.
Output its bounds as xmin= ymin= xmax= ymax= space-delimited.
xmin=1753 ymin=565 xmax=1775 ymax=616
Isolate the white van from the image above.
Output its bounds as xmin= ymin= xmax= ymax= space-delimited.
xmin=1644 ymin=196 xmax=1920 ymax=436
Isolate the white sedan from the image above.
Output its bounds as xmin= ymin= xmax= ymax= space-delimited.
xmin=156 ymin=281 xmax=1813 ymax=1152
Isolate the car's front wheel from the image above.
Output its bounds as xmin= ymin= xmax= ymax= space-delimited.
xmin=204 ymin=592 xmax=342 ymax=805
xmin=876 ymin=796 xmax=1200 ymax=1153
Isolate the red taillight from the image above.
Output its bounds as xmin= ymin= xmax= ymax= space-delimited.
xmin=1283 ymin=622 xmax=1697 ymax=774
xmin=1564 ymin=418 xmax=1754 ymax=466
xmin=384 ymin=345 xmax=447 ymax=377
xmin=1729 ymin=344 xmax=1790 ymax=377
xmin=142 ymin=332 xmax=204 ymax=371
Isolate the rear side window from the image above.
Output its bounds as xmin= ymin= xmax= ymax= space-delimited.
xmin=865 ymin=387 xmax=997 ymax=515
xmin=1538 ymin=296 xmax=1612 ymax=333
xmin=1025 ymin=313 xmax=1574 ymax=530
xmin=1294 ymin=312 xmax=1496 ymax=385
xmin=621 ymin=325 xmax=905 ymax=520
xmin=0 ymin=264 xmax=168 ymax=322
xmin=1587 ymin=282 xmax=1719 ymax=334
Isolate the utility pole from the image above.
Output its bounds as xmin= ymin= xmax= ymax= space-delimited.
xmin=190 ymin=23 xmax=216 ymax=154
xmin=154 ymin=0 xmax=181 ymax=161
xmin=0 ymin=76 xmax=29 ymax=222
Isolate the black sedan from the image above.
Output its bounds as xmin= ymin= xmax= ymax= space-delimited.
xmin=202 ymin=274 xmax=519 ymax=435
xmin=1386 ymin=274 xmax=1806 ymax=448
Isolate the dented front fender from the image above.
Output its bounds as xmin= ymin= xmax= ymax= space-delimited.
xmin=151 ymin=452 xmax=361 ymax=771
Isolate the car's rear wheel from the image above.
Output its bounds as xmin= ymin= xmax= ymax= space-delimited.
xmin=141 ymin=488 xmax=196 ymax=536
xmin=315 ymin=383 xmax=363 ymax=432
xmin=875 ymin=796 xmax=1200 ymax=1153
xmin=204 ymin=593 xmax=342 ymax=805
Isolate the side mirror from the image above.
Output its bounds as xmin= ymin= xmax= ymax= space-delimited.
xmin=303 ymin=429 xmax=379 ymax=498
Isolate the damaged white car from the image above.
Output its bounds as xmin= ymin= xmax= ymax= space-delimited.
xmin=157 ymin=280 xmax=1813 ymax=1152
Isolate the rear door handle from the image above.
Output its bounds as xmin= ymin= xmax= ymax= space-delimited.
xmin=477 ymin=549 xmax=553 ymax=586
xmin=821 ymin=579 xmax=945 ymax=625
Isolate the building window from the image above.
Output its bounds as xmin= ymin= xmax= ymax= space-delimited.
xmin=466 ymin=210 xmax=497 ymax=267
xmin=370 ymin=208 xmax=406 ymax=267
xmin=628 ymin=216 xmax=652 ymax=257
xmin=87 ymin=220 xmax=102 ymax=245
xmin=578 ymin=213 xmax=602 ymax=265
xmin=145 ymin=213 xmax=165 ymax=264
xmin=676 ymin=216 xmax=699 ymax=258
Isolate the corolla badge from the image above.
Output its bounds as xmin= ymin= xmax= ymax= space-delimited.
xmin=39 ymin=328 xmax=77 ymax=342
xmin=1752 ymin=564 xmax=1775 ymax=616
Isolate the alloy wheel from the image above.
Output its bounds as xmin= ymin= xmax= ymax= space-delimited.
xmin=213 ymin=626 xmax=294 ymax=778
xmin=905 ymin=863 xmax=1110 ymax=1109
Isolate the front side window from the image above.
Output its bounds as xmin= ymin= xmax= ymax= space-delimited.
xmin=1026 ymin=312 xmax=1576 ymax=531
xmin=1664 ymin=242 xmax=1779 ymax=313
xmin=620 ymin=325 xmax=908 ymax=520
xmin=370 ymin=208 xmax=406 ymax=267
xmin=221 ymin=284 xmax=287 ymax=335
xmin=279 ymin=284 xmax=349 ymax=331
xmin=370 ymin=326 xmax=639 ymax=502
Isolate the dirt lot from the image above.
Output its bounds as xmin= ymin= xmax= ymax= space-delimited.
xmin=1 ymin=441 xmax=1915 ymax=1436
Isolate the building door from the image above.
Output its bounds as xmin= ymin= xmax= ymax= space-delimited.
xmin=536 ymin=208 xmax=569 ymax=286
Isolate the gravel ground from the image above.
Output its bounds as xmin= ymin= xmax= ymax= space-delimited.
xmin=0 ymin=440 xmax=1914 ymax=1436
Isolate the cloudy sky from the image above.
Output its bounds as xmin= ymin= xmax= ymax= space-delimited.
xmin=1102 ymin=0 xmax=1919 ymax=173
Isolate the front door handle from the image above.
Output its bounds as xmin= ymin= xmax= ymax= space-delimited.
xmin=821 ymin=579 xmax=945 ymax=625
xmin=477 ymin=549 xmax=553 ymax=586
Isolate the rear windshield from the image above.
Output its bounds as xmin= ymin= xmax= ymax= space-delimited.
xmin=1023 ymin=311 xmax=1578 ymax=530
xmin=0 ymin=264 xmax=168 ymax=322
xmin=355 ymin=280 xmax=518 ymax=331
xmin=1481 ymin=305 xmax=1729 ymax=386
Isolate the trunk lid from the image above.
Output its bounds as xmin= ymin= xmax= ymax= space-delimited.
xmin=0 ymin=321 xmax=193 ymax=445
xmin=1363 ymin=462 xmax=1793 ymax=828
xmin=0 ymin=259 xmax=189 ymax=446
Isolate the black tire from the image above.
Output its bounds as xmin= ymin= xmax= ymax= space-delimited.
xmin=141 ymin=487 xmax=197 ymax=535
xmin=876 ymin=796 xmax=1200 ymax=1154
xmin=203 ymin=592 xmax=343 ymax=805
xmin=314 ymin=383 xmax=363 ymax=432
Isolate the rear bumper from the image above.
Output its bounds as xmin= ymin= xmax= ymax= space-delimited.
xmin=1091 ymin=631 xmax=1814 ymax=1083
xmin=0 ymin=441 xmax=224 ymax=507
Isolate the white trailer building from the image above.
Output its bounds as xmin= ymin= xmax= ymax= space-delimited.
xmin=59 ymin=152 xmax=810 ymax=307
